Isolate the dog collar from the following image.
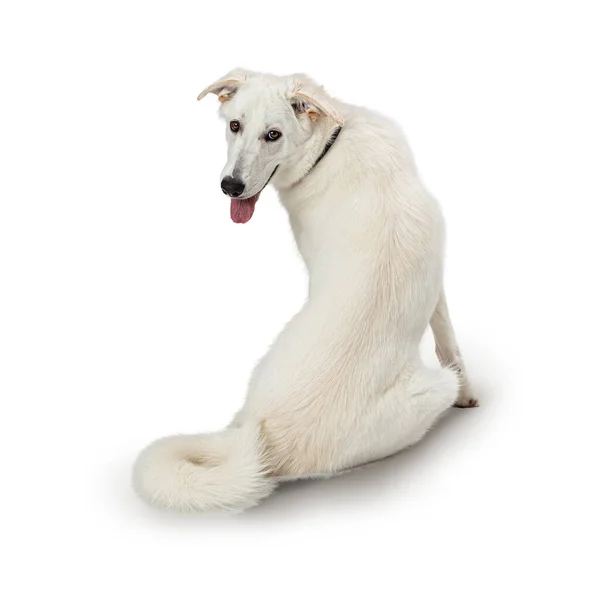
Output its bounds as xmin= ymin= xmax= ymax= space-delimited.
xmin=299 ymin=126 xmax=342 ymax=183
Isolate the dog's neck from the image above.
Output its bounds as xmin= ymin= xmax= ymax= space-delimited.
xmin=273 ymin=119 xmax=341 ymax=191
xmin=272 ymin=119 xmax=345 ymax=271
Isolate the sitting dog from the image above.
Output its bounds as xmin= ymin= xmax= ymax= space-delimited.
xmin=133 ymin=69 xmax=477 ymax=512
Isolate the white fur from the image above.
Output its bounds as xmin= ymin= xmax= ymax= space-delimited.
xmin=134 ymin=423 xmax=274 ymax=511
xmin=133 ymin=69 xmax=476 ymax=512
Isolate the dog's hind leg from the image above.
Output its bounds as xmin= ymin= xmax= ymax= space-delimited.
xmin=430 ymin=288 xmax=478 ymax=407
xmin=332 ymin=366 xmax=460 ymax=472
xmin=395 ymin=366 xmax=462 ymax=447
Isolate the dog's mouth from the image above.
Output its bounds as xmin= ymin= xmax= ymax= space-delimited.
xmin=230 ymin=193 xmax=260 ymax=224
xmin=228 ymin=166 xmax=278 ymax=224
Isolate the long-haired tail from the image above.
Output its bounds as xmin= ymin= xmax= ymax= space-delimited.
xmin=133 ymin=423 xmax=275 ymax=512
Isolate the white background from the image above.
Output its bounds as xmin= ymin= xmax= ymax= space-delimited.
xmin=1 ymin=1 xmax=599 ymax=598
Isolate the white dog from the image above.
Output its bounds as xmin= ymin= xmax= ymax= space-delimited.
xmin=133 ymin=69 xmax=478 ymax=512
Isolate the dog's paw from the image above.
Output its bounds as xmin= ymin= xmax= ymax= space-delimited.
xmin=454 ymin=397 xmax=479 ymax=408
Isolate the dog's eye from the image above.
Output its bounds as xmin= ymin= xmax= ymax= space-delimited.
xmin=266 ymin=130 xmax=282 ymax=141
xmin=230 ymin=120 xmax=240 ymax=133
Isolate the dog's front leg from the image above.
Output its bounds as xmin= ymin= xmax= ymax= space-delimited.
xmin=430 ymin=288 xmax=479 ymax=408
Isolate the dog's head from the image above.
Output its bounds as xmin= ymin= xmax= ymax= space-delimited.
xmin=198 ymin=69 xmax=343 ymax=223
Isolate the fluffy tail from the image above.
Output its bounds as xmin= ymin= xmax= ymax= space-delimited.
xmin=133 ymin=423 xmax=275 ymax=512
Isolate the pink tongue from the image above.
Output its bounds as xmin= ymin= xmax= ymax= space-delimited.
xmin=230 ymin=194 xmax=259 ymax=224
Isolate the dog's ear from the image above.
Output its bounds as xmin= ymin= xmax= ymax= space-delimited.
xmin=289 ymin=75 xmax=344 ymax=126
xmin=197 ymin=68 xmax=250 ymax=103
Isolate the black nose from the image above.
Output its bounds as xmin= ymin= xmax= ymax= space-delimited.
xmin=221 ymin=176 xmax=245 ymax=198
